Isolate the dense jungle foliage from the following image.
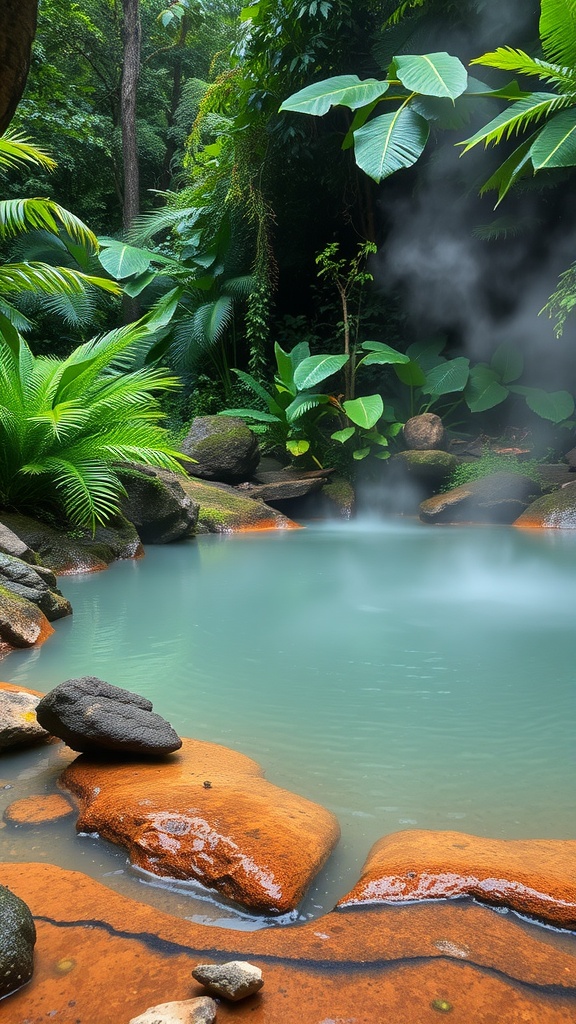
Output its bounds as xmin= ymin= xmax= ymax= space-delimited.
xmin=1 ymin=0 xmax=576 ymax=523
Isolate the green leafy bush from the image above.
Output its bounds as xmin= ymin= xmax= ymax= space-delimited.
xmin=444 ymin=451 xmax=542 ymax=491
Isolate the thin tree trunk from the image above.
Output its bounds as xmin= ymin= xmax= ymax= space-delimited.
xmin=121 ymin=0 xmax=141 ymax=233
xmin=0 ymin=0 xmax=38 ymax=134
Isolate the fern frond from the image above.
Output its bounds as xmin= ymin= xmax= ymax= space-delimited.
xmin=540 ymin=0 xmax=576 ymax=68
xmin=0 ymin=131 xmax=57 ymax=173
xmin=460 ymin=92 xmax=568 ymax=151
xmin=471 ymin=47 xmax=576 ymax=92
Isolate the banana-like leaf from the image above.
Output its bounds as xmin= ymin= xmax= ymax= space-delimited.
xmin=280 ymin=75 xmax=390 ymax=116
xmin=422 ymin=356 xmax=470 ymax=395
xmin=343 ymin=394 xmax=384 ymax=429
xmin=530 ymin=108 xmax=576 ymax=169
xmin=392 ymin=52 xmax=468 ymax=100
xmin=354 ymin=108 xmax=429 ymax=182
xmin=394 ymin=359 xmax=426 ymax=386
xmin=360 ymin=341 xmax=410 ymax=365
xmin=98 ymin=240 xmax=155 ymax=280
xmin=460 ymin=93 xmax=565 ymax=151
xmin=490 ymin=342 xmax=524 ymax=383
xmin=540 ymin=0 xmax=576 ymax=68
xmin=331 ymin=427 xmax=356 ymax=443
xmin=293 ymin=353 xmax=348 ymax=390
xmin=510 ymin=385 xmax=575 ymax=422
xmin=465 ymin=365 xmax=509 ymax=412
xmin=218 ymin=408 xmax=280 ymax=423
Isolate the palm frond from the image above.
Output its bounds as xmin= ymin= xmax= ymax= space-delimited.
xmin=471 ymin=47 xmax=576 ymax=92
xmin=0 ymin=199 xmax=100 ymax=251
xmin=221 ymin=274 xmax=256 ymax=299
xmin=540 ymin=0 xmax=576 ymax=68
xmin=0 ymin=131 xmax=57 ymax=173
xmin=0 ymin=262 xmax=120 ymax=297
xmin=460 ymin=92 xmax=568 ymax=151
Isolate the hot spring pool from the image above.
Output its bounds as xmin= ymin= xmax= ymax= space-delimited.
xmin=1 ymin=520 xmax=575 ymax=927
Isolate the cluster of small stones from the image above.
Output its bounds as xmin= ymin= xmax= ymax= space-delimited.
xmin=129 ymin=962 xmax=264 ymax=1024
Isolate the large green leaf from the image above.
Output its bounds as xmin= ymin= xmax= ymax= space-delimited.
xmin=394 ymin=359 xmax=426 ymax=386
xmin=530 ymin=108 xmax=576 ymax=169
xmin=354 ymin=108 xmax=429 ymax=182
xmin=343 ymin=394 xmax=384 ymax=429
xmin=510 ymin=386 xmax=575 ymax=422
xmin=540 ymin=0 xmax=576 ymax=67
xmin=490 ymin=342 xmax=523 ymax=383
xmin=280 ymin=75 xmax=390 ymax=116
xmin=98 ymin=240 xmax=154 ymax=279
xmin=393 ymin=53 xmax=468 ymax=100
xmin=422 ymin=357 xmax=470 ymax=396
xmin=218 ymin=408 xmax=280 ymax=423
xmin=285 ymin=393 xmax=330 ymax=421
xmin=360 ymin=341 xmax=410 ymax=364
xmin=293 ymin=354 xmax=348 ymax=390
xmin=465 ymin=365 xmax=509 ymax=412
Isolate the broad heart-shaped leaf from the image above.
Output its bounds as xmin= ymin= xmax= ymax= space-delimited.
xmin=293 ymin=353 xmax=348 ymax=391
xmin=360 ymin=341 xmax=409 ymax=364
xmin=354 ymin=108 xmax=429 ymax=182
xmin=490 ymin=341 xmax=524 ymax=383
xmin=422 ymin=356 xmax=470 ymax=396
xmin=286 ymin=439 xmax=310 ymax=457
xmin=331 ymin=426 xmax=356 ymax=443
xmin=530 ymin=108 xmax=576 ymax=169
xmin=343 ymin=394 xmax=384 ymax=429
xmin=394 ymin=359 xmax=427 ymax=387
xmin=465 ymin=365 xmax=509 ymax=412
xmin=393 ymin=52 xmax=468 ymax=100
xmin=98 ymin=239 xmax=154 ymax=280
xmin=280 ymin=75 xmax=389 ymax=116
xmin=510 ymin=385 xmax=575 ymax=423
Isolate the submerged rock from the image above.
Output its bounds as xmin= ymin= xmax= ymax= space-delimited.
xmin=4 ymin=794 xmax=74 ymax=826
xmin=0 ymin=884 xmax=36 ymax=998
xmin=129 ymin=997 xmax=217 ymax=1024
xmin=419 ymin=471 xmax=539 ymax=524
xmin=180 ymin=477 xmax=298 ymax=533
xmin=35 ymin=677 xmax=182 ymax=755
xmin=192 ymin=960 xmax=263 ymax=1001
xmin=60 ymin=736 xmax=340 ymax=914
xmin=514 ymin=481 xmax=576 ymax=529
xmin=403 ymin=413 xmax=445 ymax=450
xmin=338 ymin=829 xmax=576 ymax=928
xmin=0 ymin=688 xmax=52 ymax=752
xmin=180 ymin=415 xmax=259 ymax=483
xmin=118 ymin=464 xmax=199 ymax=543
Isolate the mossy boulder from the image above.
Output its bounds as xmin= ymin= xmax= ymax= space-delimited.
xmin=0 ymin=512 xmax=143 ymax=574
xmin=180 ymin=478 xmax=297 ymax=533
xmin=0 ymin=552 xmax=71 ymax=620
xmin=118 ymin=465 xmax=199 ymax=543
xmin=0 ymin=884 xmax=36 ymax=997
xmin=420 ymin=471 xmax=540 ymax=525
xmin=514 ymin=481 xmax=576 ymax=529
xmin=0 ymin=585 xmax=54 ymax=652
xmin=180 ymin=416 xmax=259 ymax=483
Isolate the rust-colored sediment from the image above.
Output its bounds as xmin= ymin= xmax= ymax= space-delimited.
xmin=0 ymin=680 xmax=47 ymax=698
xmin=60 ymin=738 xmax=340 ymax=914
xmin=4 ymin=793 xmax=74 ymax=826
xmin=2 ymin=864 xmax=576 ymax=1024
xmin=338 ymin=829 xmax=576 ymax=928
xmin=236 ymin=518 xmax=303 ymax=531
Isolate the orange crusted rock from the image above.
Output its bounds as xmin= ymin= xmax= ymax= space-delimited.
xmin=0 ymin=681 xmax=47 ymax=698
xmin=338 ymin=829 xmax=576 ymax=928
xmin=60 ymin=737 xmax=340 ymax=914
xmin=4 ymin=794 xmax=74 ymax=826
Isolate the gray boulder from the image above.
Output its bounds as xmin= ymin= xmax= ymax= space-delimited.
xmin=0 ymin=523 xmax=37 ymax=564
xmin=192 ymin=961 xmax=264 ymax=1002
xmin=35 ymin=676 xmax=182 ymax=755
xmin=0 ymin=552 xmax=71 ymax=621
xmin=403 ymin=413 xmax=445 ymax=450
xmin=514 ymin=480 xmax=576 ymax=529
xmin=180 ymin=416 xmax=259 ymax=483
xmin=0 ymin=884 xmax=36 ymax=998
xmin=420 ymin=471 xmax=540 ymax=524
xmin=118 ymin=464 xmax=199 ymax=543
xmin=0 ymin=689 xmax=51 ymax=752
xmin=0 ymin=512 xmax=142 ymax=574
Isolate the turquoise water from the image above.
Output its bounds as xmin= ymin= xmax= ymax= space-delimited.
xmin=2 ymin=520 xmax=576 ymax=924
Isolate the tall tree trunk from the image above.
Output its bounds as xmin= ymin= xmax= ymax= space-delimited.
xmin=121 ymin=0 xmax=141 ymax=233
xmin=0 ymin=0 xmax=39 ymax=134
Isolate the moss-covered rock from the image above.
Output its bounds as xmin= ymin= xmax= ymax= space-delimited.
xmin=0 ymin=552 xmax=71 ymax=620
xmin=319 ymin=475 xmax=356 ymax=519
xmin=180 ymin=416 xmax=259 ymax=483
xmin=180 ymin=478 xmax=297 ymax=533
xmin=0 ymin=884 xmax=36 ymax=997
xmin=420 ymin=472 xmax=540 ymax=525
xmin=514 ymin=481 xmax=576 ymax=529
xmin=0 ymin=585 xmax=54 ymax=652
xmin=118 ymin=465 xmax=199 ymax=543
xmin=0 ymin=513 xmax=143 ymax=574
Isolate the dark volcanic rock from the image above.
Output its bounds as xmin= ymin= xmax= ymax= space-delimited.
xmin=36 ymin=677 xmax=182 ymax=755
xmin=420 ymin=472 xmax=540 ymax=525
xmin=0 ymin=884 xmax=36 ymax=998
xmin=180 ymin=416 xmax=259 ymax=483
xmin=118 ymin=464 xmax=199 ymax=543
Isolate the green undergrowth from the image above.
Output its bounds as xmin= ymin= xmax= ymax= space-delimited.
xmin=444 ymin=452 xmax=543 ymax=491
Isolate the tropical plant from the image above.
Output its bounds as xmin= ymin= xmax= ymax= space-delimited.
xmin=0 ymin=129 xmax=120 ymax=333
xmin=444 ymin=449 xmax=542 ymax=491
xmin=0 ymin=296 xmax=184 ymax=532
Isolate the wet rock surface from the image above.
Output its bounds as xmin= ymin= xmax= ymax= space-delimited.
xmin=3 ymin=864 xmax=576 ymax=1023
xmin=118 ymin=464 xmax=199 ymax=543
xmin=4 ymin=794 xmax=74 ymax=826
xmin=180 ymin=478 xmax=298 ymax=533
xmin=419 ymin=471 xmax=540 ymax=524
xmin=0 ymin=512 xmax=143 ymax=574
xmin=0 ymin=551 xmax=71 ymax=620
xmin=0 ymin=882 xmax=36 ymax=998
xmin=192 ymin=961 xmax=263 ymax=1001
xmin=36 ymin=677 xmax=182 ymax=755
xmin=338 ymin=829 xmax=576 ymax=928
xmin=60 ymin=737 xmax=340 ymax=914
xmin=0 ymin=688 xmax=52 ymax=751
xmin=129 ymin=996 xmax=217 ymax=1024
xmin=180 ymin=416 xmax=259 ymax=483
xmin=514 ymin=480 xmax=576 ymax=528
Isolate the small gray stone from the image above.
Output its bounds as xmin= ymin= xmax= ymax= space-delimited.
xmin=0 ymin=884 xmax=36 ymax=997
xmin=0 ymin=690 xmax=51 ymax=752
xmin=128 ymin=996 xmax=217 ymax=1024
xmin=403 ymin=413 xmax=445 ymax=450
xmin=192 ymin=960 xmax=263 ymax=1002
xmin=35 ymin=677 xmax=182 ymax=755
